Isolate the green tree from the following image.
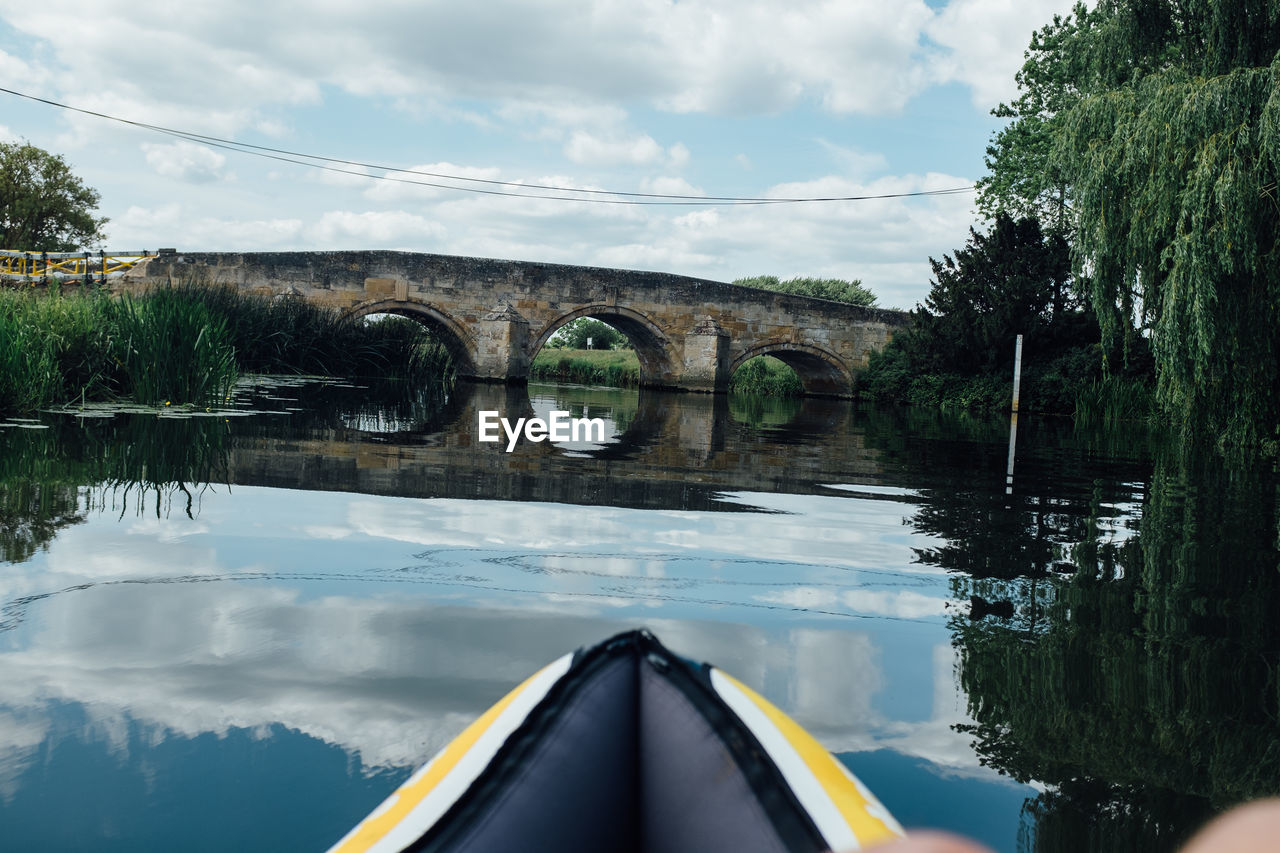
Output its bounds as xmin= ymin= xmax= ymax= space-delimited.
xmin=732 ymin=275 xmax=877 ymax=307
xmin=976 ymin=4 xmax=1098 ymax=233
xmin=0 ymin=141 xmax=108 ymax=251
xmin=910 ymin=214 xmax=1074 ymax=376
xmin=552 ymin=317 xmax=629 ymax=350
xmin=858 ymin=215 xmax=1110 ymax=414
xmin=987 ymin=0 xmax=1280 ymax=443
xmin=1054 ymin=0 xmax=1280 ymax=444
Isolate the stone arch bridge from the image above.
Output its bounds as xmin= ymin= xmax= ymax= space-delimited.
xmin=122 ymin=250 xmax=907 ymax=397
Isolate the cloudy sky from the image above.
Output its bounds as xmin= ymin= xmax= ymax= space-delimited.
xmin=0 ymin=0 xmax=1074 ymax=309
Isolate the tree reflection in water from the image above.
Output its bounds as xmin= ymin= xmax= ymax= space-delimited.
xmin=881 ymin=404 xmax=1280 ymax=852
xmin=0 ymin=376 xmax=456 ymax=563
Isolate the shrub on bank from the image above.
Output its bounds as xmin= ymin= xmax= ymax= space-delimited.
xmin=729 ymin=356 xmax=803 ymax=396
xmin=858 ymin=339 xmax=1155 ymax=419
xmin=529 ymin=349 xmax=805 ymax=397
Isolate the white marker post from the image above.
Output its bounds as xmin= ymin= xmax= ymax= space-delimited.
xmin=1011 ymin=333 xmax=1023 ymax=413
xmin=1006 ymin=334 xmax=1023 ymax=496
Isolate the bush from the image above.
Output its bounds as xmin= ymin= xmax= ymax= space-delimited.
xmin=729 ymin=356 xmax=804 ymax=396
xmin=529 ymin=349 xmax=640 ymax=386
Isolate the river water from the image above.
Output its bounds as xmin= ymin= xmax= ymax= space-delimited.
xmin=0 ymin=378 xmax=1277 ymax=852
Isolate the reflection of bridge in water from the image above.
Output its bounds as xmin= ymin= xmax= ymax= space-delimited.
xmin=227 ymin=383 xmax=890 ymax=512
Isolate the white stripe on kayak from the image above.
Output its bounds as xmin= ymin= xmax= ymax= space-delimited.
xmin=709 ymin=668 xmax=862 ymax=852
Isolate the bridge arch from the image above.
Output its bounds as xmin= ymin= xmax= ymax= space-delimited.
xmin=531 ymin=304 xmax=676 ymax=388
xmin=729 ymin=342 xmax=852 ymax=397
xmin=344 ymin=298 xmax=478 ymax=376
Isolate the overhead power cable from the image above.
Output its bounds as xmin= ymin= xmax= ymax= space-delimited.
xmin=0 ymin=85 xmax=975 ymax=206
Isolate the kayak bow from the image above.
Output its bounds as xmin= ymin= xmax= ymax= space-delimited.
xmin=328 ymin=629 xmax=903 ymax=853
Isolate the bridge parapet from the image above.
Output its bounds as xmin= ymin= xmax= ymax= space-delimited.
xmin=121 ymin=250 xmax=909 ymax=397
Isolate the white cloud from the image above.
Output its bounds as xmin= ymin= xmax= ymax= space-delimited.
xmin=641 ymin=176 xmax=705 ymax=198
xmin=0 ymin=0 xmax=959 ymax=123
xmin=816 ymin=141 xmax=889 ymax=178
xmin=564 ymin=130 xmax=685 ymax=168
xmin=926 ymin=0 xmax=1082 ymax=109
xmin=496 ymin=101 xmax=632 ymax=138
xmin=362 ymin=162 xmax=503 ymax=203
xmin=142 ymin=141 xmax=228 ymax=184
xmin=308 ymin=210 xmax=446 ymax=247
xmin=112 ymin=205 xmax=303 ymax=251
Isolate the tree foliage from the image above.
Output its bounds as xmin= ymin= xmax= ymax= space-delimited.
xmin=1057 ymin=0 xmax=1280 ymax=444
xmin=984 ymin=0 xmax=1280 ymax=444
xmin=0 ymin=142 xmax=108 ymax=252
xmin=858 ymin=215 xmax=1113 ymax=413
xmin=975 ymin=4 xmax=1098 ymax=231
xmin=732 ymin=275 xmax=877 ymax=307
xmin=549 ymin=317 xmax=630 ymax=350
xmin=909 ymin=214 xmax=1075 ymax=376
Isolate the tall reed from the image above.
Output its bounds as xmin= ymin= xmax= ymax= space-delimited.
xmin=0 ymin=286 xmax=115 ymax=410
xmin=176 ymin=284 xmax=455 ymax=386
xmin=0 ymin=283 xmax=457 ymax=414
xmin=1074 ymin=376 xmax=1156 ymax=426
xmin=110 ymin=289 xmax=238 ymax=405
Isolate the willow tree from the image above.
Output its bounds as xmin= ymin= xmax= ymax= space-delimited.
xmin=1052 ymin=0 xmax=1280 ymax=444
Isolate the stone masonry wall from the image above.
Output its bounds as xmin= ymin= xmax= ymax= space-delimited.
xmin=122 ymin=250 xmax=909 ymax=397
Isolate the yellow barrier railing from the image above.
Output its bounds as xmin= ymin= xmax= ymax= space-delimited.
xmin=0 ymin=249 xmax=160 ymax=283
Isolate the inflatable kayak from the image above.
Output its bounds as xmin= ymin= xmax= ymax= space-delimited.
xmin=327 ymin=629 xmax=904 ymax=853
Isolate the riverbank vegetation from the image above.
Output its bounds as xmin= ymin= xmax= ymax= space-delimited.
xmin=543 ymin=317 xmax=632 ymax=351
xmin=933 ymin=0 xmax=1280 ymax=448
xmin=530 ymin=346 xmax=804 ymax=396
xmin=0 ymin=284 xmax=454 ymax=413
xmin=857 ymin=214 xmax=1155 ymax=419
xmin=538 ymin=311 xmax=806 ymax=395
xmin=530 ymin=348 xmax=640 ymax=387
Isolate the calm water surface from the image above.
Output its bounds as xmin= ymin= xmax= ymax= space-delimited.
xmin=0 ymin=379 xmax=1277 ymax=852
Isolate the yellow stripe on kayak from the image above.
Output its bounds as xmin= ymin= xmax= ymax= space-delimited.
xmin=330 ymin=663 xmax=556 ymax=853
xmin=717 ymin=672 xmax=903 ymax=847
